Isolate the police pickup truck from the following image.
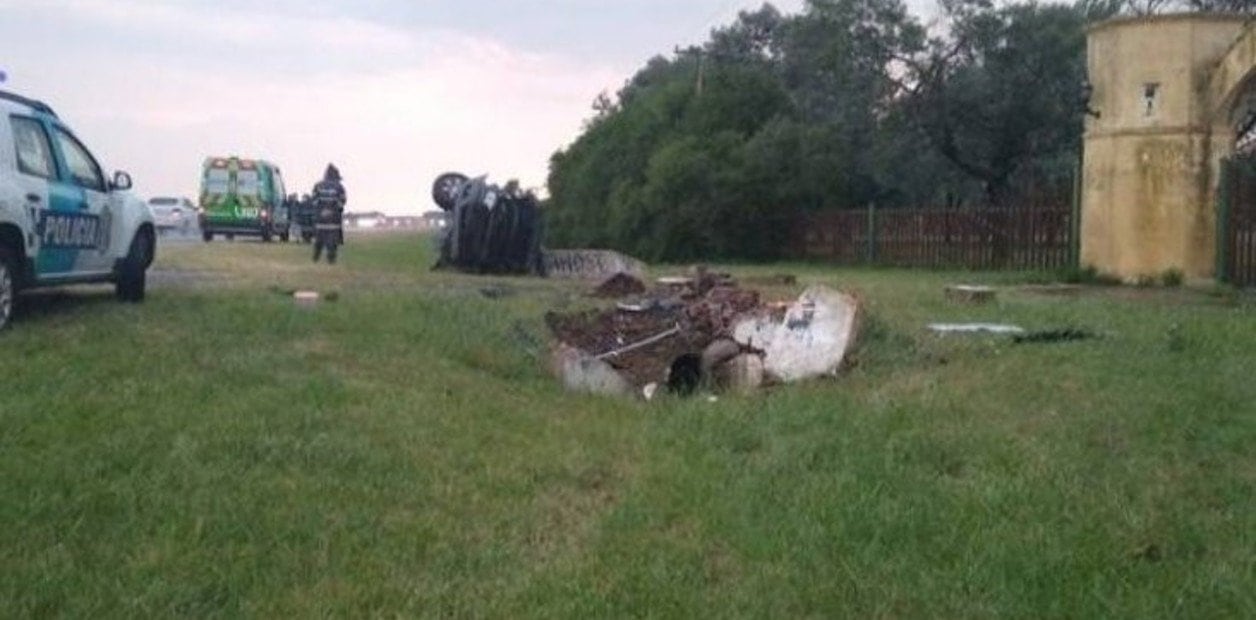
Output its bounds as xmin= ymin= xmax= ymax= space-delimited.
xmin=0 ymin=90 xmax=155 ymax=331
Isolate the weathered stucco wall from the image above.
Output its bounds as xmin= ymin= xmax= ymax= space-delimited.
xmin=1082 ymin=14 xmax=1248 ymax=281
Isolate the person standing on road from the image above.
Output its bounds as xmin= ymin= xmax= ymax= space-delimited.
xmin=311 ymin=164 xmax=346 ymax=264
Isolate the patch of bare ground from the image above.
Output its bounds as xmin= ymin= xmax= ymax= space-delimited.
xmin=526 ymin=465 xmax=623 ymax=563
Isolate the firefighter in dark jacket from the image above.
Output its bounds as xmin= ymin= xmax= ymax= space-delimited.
xmin=311 ymin=164 xmax=346 ymax=264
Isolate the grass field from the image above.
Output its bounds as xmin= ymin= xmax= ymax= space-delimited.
xmin=2 ymin=232 xmax=1254 ymax=617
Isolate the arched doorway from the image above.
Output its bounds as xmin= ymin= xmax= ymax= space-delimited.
xmin=1213 ymin=36 xmax=1256 ymax=285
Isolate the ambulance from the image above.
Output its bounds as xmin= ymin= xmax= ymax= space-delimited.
xmin=198 ymin=156 xmax=290 ymax=242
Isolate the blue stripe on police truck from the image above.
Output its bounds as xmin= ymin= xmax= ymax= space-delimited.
xmin=35 ymin=185 xmax=88 ymax=274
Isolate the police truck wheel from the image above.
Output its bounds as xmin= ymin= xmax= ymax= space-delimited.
xmin=262 ymin=229 xmax=273 ymax=243
xmin=117 ymin=229 xmax=153 ymax=303
xmin=0 ymin=246 xmax=16 ymax=332
xmin=280 ymin=230 xmax=290 ymax=243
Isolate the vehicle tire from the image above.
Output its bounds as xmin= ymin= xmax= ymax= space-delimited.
xmin=203 ymin=230 xmax=213 ymax=242
xmin=0 ymin=245 xmax=17 ymax=332
xmin=226 ymin=233 xmax=235 ymax=241
xmin=261 ymin=228 xmax=273 ymax=243
xmin=280 ymin=230 xmax=290 ymax=243
xmin=432 ymin=172 xmax=469 ymax=211
xmin=116 ymin=229 xmax=152 ymax=303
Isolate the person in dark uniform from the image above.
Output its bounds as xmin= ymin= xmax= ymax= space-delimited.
xmin=282 ymin=193 xmax=298 ymax=232
xmin=297 ymin=193 xmax=315 ymax=242
xmin=311 ymin=164 xmax=346 ymax=264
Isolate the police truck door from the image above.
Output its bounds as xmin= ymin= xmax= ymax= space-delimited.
xmin=47 ymin=124 xmax=112 ymax=274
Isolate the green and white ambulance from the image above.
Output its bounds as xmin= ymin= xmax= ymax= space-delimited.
xmin=198 ymin=156 xmax=290 ymax=242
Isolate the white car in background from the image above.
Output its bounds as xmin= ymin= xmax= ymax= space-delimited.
xmin=147 ymin=196 xmax=195 ymax=234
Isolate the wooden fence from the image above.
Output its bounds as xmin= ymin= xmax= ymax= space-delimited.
xmin=792 ymin=205 xmax=1077 ymax=270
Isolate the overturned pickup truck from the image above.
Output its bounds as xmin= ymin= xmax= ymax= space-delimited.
xmin=431 ymin=173 xmax=543 ymax=275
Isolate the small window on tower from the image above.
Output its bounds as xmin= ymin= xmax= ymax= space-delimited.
xmin=1143 ymin=83 xmax=1160 ymax=117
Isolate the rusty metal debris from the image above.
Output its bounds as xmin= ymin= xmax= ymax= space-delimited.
xmin=596 ymin=324 xmax=681 ymax=360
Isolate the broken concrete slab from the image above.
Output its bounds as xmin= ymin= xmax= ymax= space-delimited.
xmin=732 ymin=285 xmax=861 ymax=383
xmin=945 ymin=285 xmax=997 ymax=304
xmin=550 ymin=343 xmax=636 ymax=398
xmin=713 ymin=354 xmax=766 ymax=394
xmin=543 ymin=250 xmax=646 ymax=280
xmin=700 ymin=338 xmax=742 ymax=378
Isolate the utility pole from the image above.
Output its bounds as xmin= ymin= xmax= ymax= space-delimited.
xmin=696 ymin=49 xmax=706 ymax=96
xmin=674 ymin=46 xmax=706 ymax=97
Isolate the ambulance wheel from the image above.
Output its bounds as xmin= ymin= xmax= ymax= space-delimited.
xmin=0 ymin=245 xmax=17 ymax=332
xmin=117 ymin=229 xmax=152 ymax=303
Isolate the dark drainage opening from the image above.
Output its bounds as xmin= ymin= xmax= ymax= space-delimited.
xmin=667 ymin=353 xmax=703 ymax=395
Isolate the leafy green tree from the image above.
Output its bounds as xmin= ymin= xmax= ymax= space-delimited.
xmin=546 ymin=0 xmax=1109 ymax=259
xmin=903 ymin=0 xmax=1094 ymax=206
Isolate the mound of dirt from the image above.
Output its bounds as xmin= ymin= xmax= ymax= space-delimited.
xmin=546 ymin=284 xmax=767 ymax=389
xmin=592 ymin=272 xmax=648 ymax=298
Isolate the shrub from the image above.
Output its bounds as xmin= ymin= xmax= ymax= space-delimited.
xmin=1058 ymin=265 xmax=1122 ymax=286
xmin=1160 ymin=268 xmax=1184 ymax=288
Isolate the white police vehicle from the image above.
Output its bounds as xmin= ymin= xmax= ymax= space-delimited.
xmin=0 ymin=90 xmax=155 ymax=331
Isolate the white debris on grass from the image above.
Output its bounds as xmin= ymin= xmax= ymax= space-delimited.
xmin=733 ymin=285 xmax=861 ymax=383
xmin=293 ymin=291 xmax=320 ymax=307
xmin=927 ymin=323 xmax=1027 ymax=335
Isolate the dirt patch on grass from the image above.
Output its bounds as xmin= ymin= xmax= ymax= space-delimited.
xmin=527 ymin=467 xmax=622 ymax=562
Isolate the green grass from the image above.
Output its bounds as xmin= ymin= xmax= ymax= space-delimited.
xmin=2 ymin=233 xmax=1254 ymax=617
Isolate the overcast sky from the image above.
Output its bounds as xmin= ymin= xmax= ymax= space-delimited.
xmin=0 ymin=0 xmax=937 ymax=214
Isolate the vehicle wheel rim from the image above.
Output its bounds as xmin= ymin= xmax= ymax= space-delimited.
xmin=433 ymin=173 xmax=468 ymax=211
xmin=0 ymin=262 xmax=12 ymax=327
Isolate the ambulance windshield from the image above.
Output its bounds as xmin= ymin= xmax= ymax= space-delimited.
xmin=205 ymin=168 xmax=230 ymax=194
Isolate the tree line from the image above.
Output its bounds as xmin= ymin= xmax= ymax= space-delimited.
xmin=545 ymin=0 xmax=1255 ymax=261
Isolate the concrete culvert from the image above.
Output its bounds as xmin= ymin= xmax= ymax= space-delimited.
xmin=667 ymin=353 xmax=703 ymax=395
